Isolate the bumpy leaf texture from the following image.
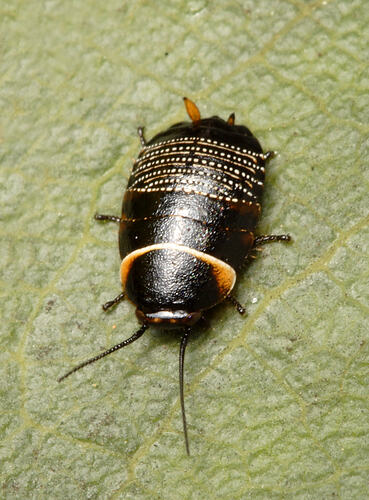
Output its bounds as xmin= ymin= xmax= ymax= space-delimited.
xmin=0 ymin=0 xmax=368 ymax=498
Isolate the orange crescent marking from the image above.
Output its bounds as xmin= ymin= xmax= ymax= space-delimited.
xmin=120 ymin=243 xmax=236 ymax=299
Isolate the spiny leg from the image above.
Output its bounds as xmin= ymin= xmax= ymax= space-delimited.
xmin=229 ymin=234 xmax=290 ymax=314
xmin=94 ymin=216 xmax=125 ymax=310
xmin=253 ymin=234 xmax=291 ymax=247
xmin=262 ymin=151 xmax=275 ymax=161
xmin=102 ymin=292 xmax=125 ymax=312
xmin=137 ymin=127 xmax=146 ymax=147
xmin=226 ymin=295 xmax=246 ymax=315
xmin=94 ymin=214 xmax=121 ymax=223
xmin=58 ymin=323 xmax=148 ymax=382
xmin=179 ymin=327 xmax=191 ymax=456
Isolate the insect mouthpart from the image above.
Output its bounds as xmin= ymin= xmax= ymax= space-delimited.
xmin=136 ymin=309 xmax=202 ymax=328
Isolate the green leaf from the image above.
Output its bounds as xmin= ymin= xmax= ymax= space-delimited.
xmin=1 ymin=0 xmax=368 ymax=498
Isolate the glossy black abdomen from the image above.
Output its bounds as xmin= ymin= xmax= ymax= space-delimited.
xmin=120 ymin=117 xmax=266 ymax=272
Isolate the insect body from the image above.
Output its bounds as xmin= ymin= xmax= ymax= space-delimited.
xmin=59 ymin=98 xmax=290 ymax=455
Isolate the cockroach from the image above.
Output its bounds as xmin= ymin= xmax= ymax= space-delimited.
xmin=59 ymin=98 xmax=290 ymax=455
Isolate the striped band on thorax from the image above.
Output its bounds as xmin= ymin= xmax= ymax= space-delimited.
xmin=127 ymin=137 xmax=265 ymax=204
